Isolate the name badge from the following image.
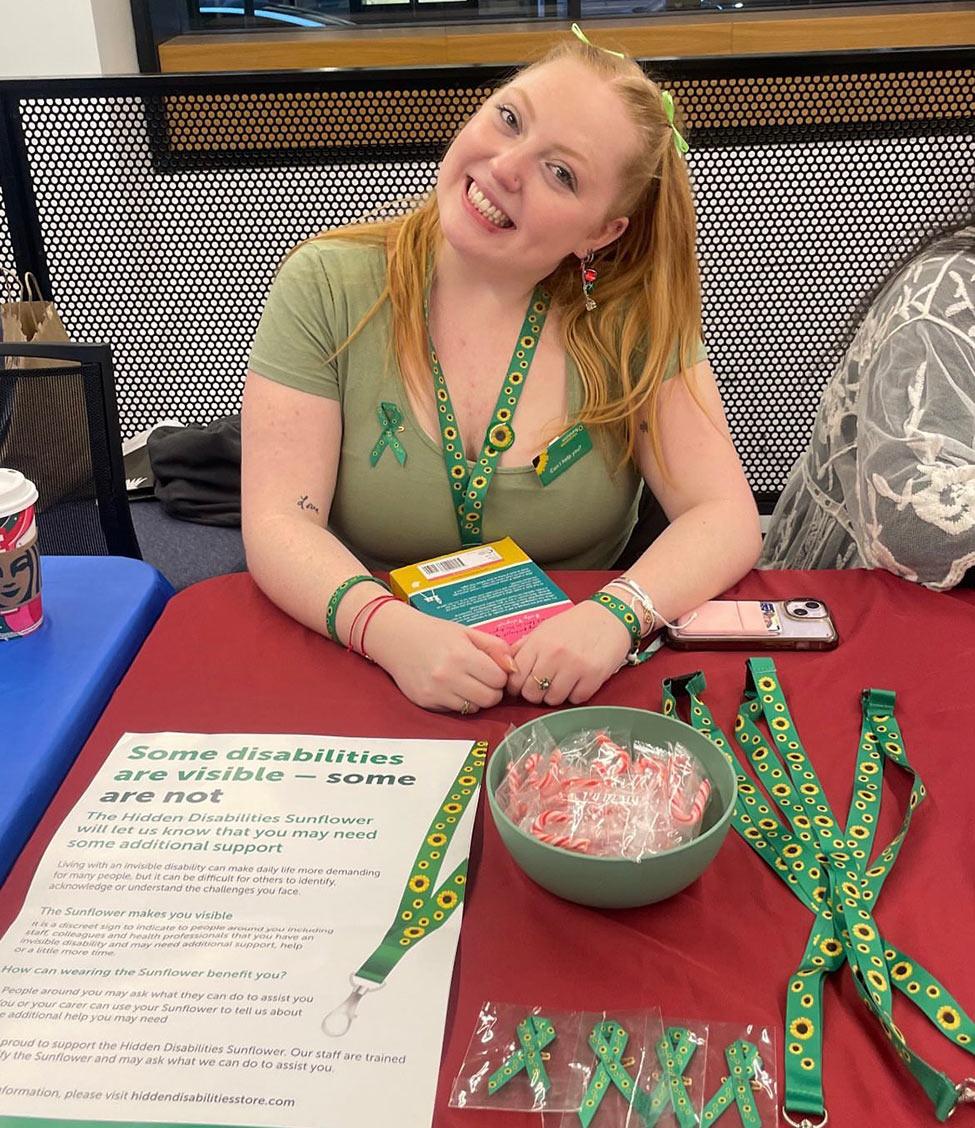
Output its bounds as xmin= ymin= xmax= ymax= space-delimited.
xmin=532 ymin=423 xmax=592 ymax=486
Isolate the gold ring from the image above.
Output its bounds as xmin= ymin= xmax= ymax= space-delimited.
xmin=532 ymin=675 xmax=552 ymax=692
xmin=460 ymin=699 xmax=473 ymax=715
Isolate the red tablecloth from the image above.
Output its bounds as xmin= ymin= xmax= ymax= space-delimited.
xmin=3 ymin=570 xmax=975 ymax=1127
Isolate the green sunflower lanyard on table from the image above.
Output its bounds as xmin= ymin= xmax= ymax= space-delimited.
xmin=322 ymin=741 xmax=487 ymax=1036
xmin=427 ymin=287 xmax=551 ymax=546
xmin=661 ymin=660 xmax=975 ymax=1125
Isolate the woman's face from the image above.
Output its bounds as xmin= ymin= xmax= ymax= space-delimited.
xmin=436 ymin=58 xmax=639 ymax=282
xmin=0 ymin=542 xmax=40 ymax=610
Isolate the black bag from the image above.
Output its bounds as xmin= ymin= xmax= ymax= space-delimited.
xmin=148 ymin=414 xmax=242 ymax=526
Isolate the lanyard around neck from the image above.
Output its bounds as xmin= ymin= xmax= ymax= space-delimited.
xmin=426 ymin=287 xmax=550 ymax=546
xmin=662 ymin=661 xmax=975 ymax=1124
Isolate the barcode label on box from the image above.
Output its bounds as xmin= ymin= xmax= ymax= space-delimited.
xmin=417 ymin=545 xmax=502 ymax=579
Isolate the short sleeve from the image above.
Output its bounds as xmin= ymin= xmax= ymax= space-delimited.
xmin=663 ymin=337 xmax=709 ymax=381
xmin=248 ymin=242 xmax=340 ymax=399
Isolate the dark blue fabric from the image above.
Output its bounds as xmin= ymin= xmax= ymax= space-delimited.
xmin=0 ymin=556 xmax=173 ymax=882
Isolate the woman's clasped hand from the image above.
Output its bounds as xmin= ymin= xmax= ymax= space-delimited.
xmin=357 ymin=592 xmax=635 ymax=712
xmin=361 ymin=600 xmax=514 ymax=715
xmin=242 ymin=26 xmax=762 ymax=714
xmin=506 ymin=600 xmax=633 ymax=707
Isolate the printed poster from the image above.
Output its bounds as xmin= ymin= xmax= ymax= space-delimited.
xmin=0 ymin=732 xmax=485 ymax=1127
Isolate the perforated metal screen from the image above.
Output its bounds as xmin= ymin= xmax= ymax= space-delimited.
xmin=0 ymin=187 xmax=15 ymax=293
xmin=1 ymin=56 xmax=973 ymax=501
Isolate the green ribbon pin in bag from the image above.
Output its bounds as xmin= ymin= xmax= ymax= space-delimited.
xmin=645 ymin=1027 xmax=703 ymax=1128
xmin=578 ymin=1019 xmax=646 ymax=1127
xmin=701 ymin=1040 xmax=765 ymax=1127
xmin=488 ymin=1015 xmax=558 ymax=1097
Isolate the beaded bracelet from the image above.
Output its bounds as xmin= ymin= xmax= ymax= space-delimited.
xmin=325 ymin=574 xmax=389 ymax=643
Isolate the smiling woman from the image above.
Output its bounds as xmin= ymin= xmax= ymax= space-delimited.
xmin=242 ymin=27 xmax=762 ymax=714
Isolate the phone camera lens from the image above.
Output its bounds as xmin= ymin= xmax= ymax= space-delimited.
xmin=793 ymin=607 xmax=808 ymax=616
xmin=804 ymin=601 xmax=820 ymax=610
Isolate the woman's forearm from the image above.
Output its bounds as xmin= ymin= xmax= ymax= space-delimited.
xmin=243 ymin=511 xmax=512 ymax=711
xmin=620 ymin=498 xmax=763 ymax=624
xmin=243 ymin=513 xmax=389 ymax=644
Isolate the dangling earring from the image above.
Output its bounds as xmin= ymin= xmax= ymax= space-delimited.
xmin=580 ymin=251 xmax=597 ymax=312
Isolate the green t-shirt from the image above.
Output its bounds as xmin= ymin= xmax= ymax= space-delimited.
xmin=248 ymin=239 xmax=695 ymax=573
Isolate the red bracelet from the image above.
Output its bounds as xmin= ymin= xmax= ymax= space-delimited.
xmin=357 ymin=595 xmax=398 ymax=662
xmin=347 ymin=595 xmax=394 ymax=656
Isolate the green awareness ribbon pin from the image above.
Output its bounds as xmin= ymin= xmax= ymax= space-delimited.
xmin=321 ymin=741 xmax=486 ymax=1037
xmin=701 ymin=1040 xmax=764 ymax=1127
xmin=645 ymin=1027 xmax=702 ymax=1128
xmin=488 ymin=1015 xmax=557 ymax=1097
xmin=578 ymin=1022 xmax=702 ymax=1127
xmin=369 ymin=401 xmax=408 ymax=467
xmin=662 ymin=661 xmax=975 ymax=1124
xmin=579 ymin=1020 xmax=648 ymax=1127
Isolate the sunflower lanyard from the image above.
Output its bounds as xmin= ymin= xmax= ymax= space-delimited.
xmin=661 ymin=661 xmax=975 ymax=1124
xmin=427 ymin=287 xmax=551 ymax=546
xmin=322 ymin=741 xmax=487 ymax=1036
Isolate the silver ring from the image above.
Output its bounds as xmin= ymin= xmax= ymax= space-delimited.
xmin=459 ymin=699 xmax=473 ymax=715
xmin=532 ymin=675 xmax=552 ymax=692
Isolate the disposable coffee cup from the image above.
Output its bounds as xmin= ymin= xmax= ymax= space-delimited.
xmin=0 ymin=467 xmax=43 ymax=639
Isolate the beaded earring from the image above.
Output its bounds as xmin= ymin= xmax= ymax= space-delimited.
xmin=580 ymin=251 xmax=597 ymax=311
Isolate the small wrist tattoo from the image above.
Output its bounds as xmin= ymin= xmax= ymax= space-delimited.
xmin=297 ymin=495 xmax=320 ymax=513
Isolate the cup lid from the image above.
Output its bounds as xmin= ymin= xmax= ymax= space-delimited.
xmin=0 ymin=468 xmax=39 ymax=518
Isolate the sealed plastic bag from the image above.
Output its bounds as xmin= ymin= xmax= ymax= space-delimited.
xmin=450 ymin=1002 xmax=592 ymax=1113
xmin=495 ymin=725 xmax=711 ymax=861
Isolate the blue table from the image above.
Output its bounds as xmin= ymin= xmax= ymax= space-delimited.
xmin=0 ymin=555 xmax=173 ymax=882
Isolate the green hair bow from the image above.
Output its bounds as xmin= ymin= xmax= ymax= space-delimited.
xmin=570 ymin=24 xmax=688 ymax=157
xmin=570 ymin=22 xmax=625 ymax=59
xmin=660 ymin=90 xmax=690 ymax=156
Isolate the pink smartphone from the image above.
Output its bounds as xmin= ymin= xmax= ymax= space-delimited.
xmin=666 ymin=598 xmax=839 ymax=651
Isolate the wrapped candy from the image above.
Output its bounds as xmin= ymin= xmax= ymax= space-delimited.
xmin=496 ymin=729 xmax=711 ymax=862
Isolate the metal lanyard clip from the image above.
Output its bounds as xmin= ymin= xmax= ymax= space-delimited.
xmin=321 ymin=974 xmax=384 ymax=1037
xmin=947 ymin=1078 xmax=975 ymax=1118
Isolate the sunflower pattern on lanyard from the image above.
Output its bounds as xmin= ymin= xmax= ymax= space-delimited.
xmin=426 ymin=289 xmax=550 ymax=546
xmin=355 ymin=742 xmax=487 ymax=986
xmin=661 ymin=662 xmax=975 ymax=1124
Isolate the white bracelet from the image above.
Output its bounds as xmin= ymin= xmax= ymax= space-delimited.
xmin=607 ymin=577 xmax=685 ymax=634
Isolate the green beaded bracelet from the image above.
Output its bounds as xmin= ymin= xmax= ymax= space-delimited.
xmin=326 ymin=574 xmax=389 ymax=643
xmin=588 ymin=591 xmax=642 ymax=646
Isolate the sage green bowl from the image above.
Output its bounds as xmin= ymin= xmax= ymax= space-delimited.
xmin=487 ymin=706 xmax=737 ymax=909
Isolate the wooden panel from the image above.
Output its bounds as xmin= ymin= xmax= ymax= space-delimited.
xmin=162 ymin=87 xmax=491 ymax=152
xmin=159 ymin=31 xmax=452 ymax=72
xmin=157 ymin=65 xmax=974 ymax=158
xmin=158 ymin=7 xmax=975 ymax=74
xmin=669 ymin=71 xmax=975 ymax=128
xmin=440 ymin=23 xmax=732 ymax=64
xmin=732 ymin=9 xmax=975 ymax=52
